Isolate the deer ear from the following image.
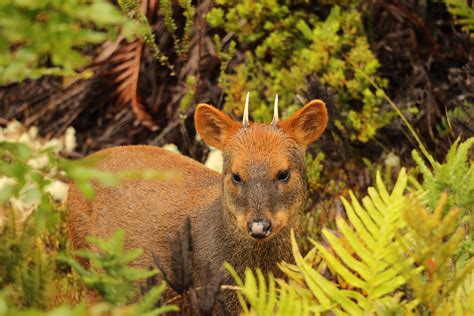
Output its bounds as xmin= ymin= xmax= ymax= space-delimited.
xmin=279 ymin=100 xmax=328 ymax=148
xmin=195 ymin=104 xmax=241 ymax=149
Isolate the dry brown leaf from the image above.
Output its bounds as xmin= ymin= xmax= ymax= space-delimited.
xmin=96 ymin=0 xmax=158 ymax=131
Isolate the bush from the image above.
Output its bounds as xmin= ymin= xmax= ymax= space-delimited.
xmin=0 ymin=0 xmax=140 ymax=85
xmin=208 ymin=1 xmax=391 ymax=142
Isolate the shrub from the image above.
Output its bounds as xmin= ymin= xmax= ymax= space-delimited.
xmin=208 ymin=1 xmax=391 ymax=142
xmin=0 ymin=0 xmax=141 ymax=85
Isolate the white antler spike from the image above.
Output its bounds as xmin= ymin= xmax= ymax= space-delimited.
xmin=243 ymin=91 xmax=250 ymax=128
xmin=272 ymin=94 xmax=279 ymax=127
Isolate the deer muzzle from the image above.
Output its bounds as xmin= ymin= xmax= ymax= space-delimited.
xmin=248 ymin=219 xmax=272 ymax=239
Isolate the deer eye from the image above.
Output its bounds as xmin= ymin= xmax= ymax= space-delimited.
xmin=232 ymin=173 xmax=242 ymax=184
xmin=277 ymin=170 xmax=290 ymax=182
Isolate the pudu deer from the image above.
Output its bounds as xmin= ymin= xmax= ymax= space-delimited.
xmin=67 ymin=94 xmax=328 ymax=313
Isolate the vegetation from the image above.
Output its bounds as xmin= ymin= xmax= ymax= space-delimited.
xmin=208 ymin=1 xmax=391 ymax=142
xmin=0 ymin=122 xmax=177 ymax=314
xmin=228 ymin=138 xmax=474 ymax=315
xmin=0 ymin=0 xmax=141 ymax=85
xmin=445 ymin=0 xmax=474 ymax=36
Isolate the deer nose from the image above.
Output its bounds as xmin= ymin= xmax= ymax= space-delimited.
xmin=248 ymin=220 xmax=272 ymax=239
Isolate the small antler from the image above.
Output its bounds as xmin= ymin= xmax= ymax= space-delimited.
xmin=243 ymin=91 xmax=250 ymax=128
xmin=271 ymin=94 xmax=279 ymax=127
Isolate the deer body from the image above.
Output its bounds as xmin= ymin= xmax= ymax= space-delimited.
xmin=67 ymin=99 xmax=328 ymax=313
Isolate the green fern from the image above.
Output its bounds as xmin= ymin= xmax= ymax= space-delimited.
xmin=411 ymin=137 xmax=474 ymax=265
xmin=229 ymin=170 xmax=418 ymax=315
xmin=444 ymin=0 xmax=474 ymax=36
xmin=411 ymin=137 xmax=474 ymax=214
xmin=229 ymin=145 xmax=473 ymax=314
xmin=289 ymin=169 xmax=417 ymax=314
xmin=58 ymin=230 xmax=157 ymax=306
xmin=225 ymin=263 xmax=318 ymax=315
xmin=444 ymin=271 xmax=474 ymax=315
xmin=397 ymin=193 xmax=474 ymax=314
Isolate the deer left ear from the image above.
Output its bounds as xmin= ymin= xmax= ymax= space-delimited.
xmin=279 ymin=100 xmax=328 ymax=147
xmin=194 ymin=104 xmax=242 ymax=149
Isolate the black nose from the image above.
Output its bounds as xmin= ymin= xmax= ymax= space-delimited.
xmin=247 ymin=220 xmax=272 ymax=239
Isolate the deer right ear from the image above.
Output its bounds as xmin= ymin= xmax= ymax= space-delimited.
xmin=279 ymin=100 xmax=328 ymax=148
xmin=195 ymin=104 xmax=241 ymax=149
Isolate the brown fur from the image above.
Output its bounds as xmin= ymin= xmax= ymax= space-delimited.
xmin=67 ymin=100 xmax=328 ymax=314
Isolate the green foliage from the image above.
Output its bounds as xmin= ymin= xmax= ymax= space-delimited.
xmin=0 ymin=122 xmax=177 ymax=314
xmin=412 ymin=137 xmax=474 ymax=215
xmin=297 ymin=171 xmax=413 ymax=314
xmin=0 ymin=124 xmax=81 ymax=308
xmin=0 ymin=213 xmax=61 ymax=309
xmin=400 ymin=193 xmax=474 ymax=314
xmin=118 ymin=0 xmax=173 ymax=70
xmin=134 ymin=282 xmax=179 ymax=315
xmin=228 ymin=139 xmax=474 ymax=314
xmin=0 ymin=287 xmax=178 ymax=316
xmin=160 ymin=0 xmax=196 ymax=62
xmin=411 ymin=137 xmax=474 ymax=277
xmin=58 ymin=230 xmax=157 ymax=306
xmin=225 ymin=263 xmax=319 ymax=315
xmin=446 ymin=271 xmax=474 ymax=315
xmin=0 ymin=0 xmax=140 ymax=85
xmin=208 ymin=1 xmax=391 ymax=142
xmin=444 ymin=0 xmax=474 ymax=36
xmin=306 ymin=152 xmax=326 ymax=191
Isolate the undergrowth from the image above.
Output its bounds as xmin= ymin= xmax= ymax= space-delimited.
xmin=208 ymin=1 xmax=392 ymax=142
xmin=227 ymin=137 xmax=474 ymax=315
xmin=0 ymin=122 xmax=177 ymax=315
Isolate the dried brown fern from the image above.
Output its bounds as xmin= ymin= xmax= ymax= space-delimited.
xmin=111 ymin=41 xmax=159 ymax=131
xmin=101 ymin=0 xmax=159 ymax=131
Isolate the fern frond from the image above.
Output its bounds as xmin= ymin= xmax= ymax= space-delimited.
xmin=286 ymin=169 xmax=416 ymax=314
xmin=444 ymin=0 xmax=474 ymax=36
xmin=224 ymin=263 xmax=318 ymax=315
xmin=108 ymin=33 xmax=158 ymax=131
xmin=412 ymin=137 xmax=473 ymax=217
xmin=134 ymin=281 xmax=179 ymax=315
xmin=227 ymin=139 xmax=473 ymax=315
xmin=453 ymin=271 xmax=474 ymax=314
xmin=397 ymin=193 xmax=474 ymax=313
